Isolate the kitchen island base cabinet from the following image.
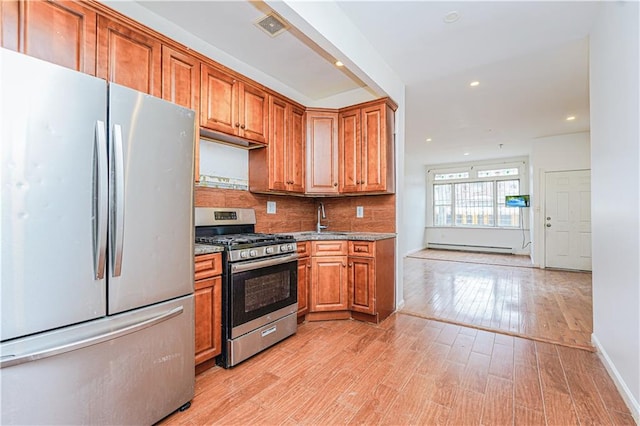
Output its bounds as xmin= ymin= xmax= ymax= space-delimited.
xmin=194 ymin=252 xmax=222 ymax=374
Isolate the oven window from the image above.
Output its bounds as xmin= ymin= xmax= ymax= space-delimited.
xmin=245 ymin=271 xmax=290 ymax=312
xmin=231 ymin=259 xmax=297 ymax=328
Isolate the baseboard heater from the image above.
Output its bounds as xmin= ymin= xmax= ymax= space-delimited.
xmin=427 ymin=243 xmax=513 ymax=254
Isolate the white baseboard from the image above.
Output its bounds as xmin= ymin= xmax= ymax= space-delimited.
xmin=592 ymin=333 xmax=640 ymax=424
xmin=395 ymin=298 xmax=405 ymax=311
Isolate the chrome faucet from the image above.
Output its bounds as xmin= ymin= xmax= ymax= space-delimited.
xmin=317 ymin=202 xmax=328 ymax=233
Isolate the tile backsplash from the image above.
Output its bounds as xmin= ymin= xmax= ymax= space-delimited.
xmin=195 ymin=187 xmax=396 ymax=234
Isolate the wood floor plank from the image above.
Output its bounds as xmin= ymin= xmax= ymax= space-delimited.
xmin=445 ymin=389 xmax=484 ymax=426
xmin=514 ymin=364 xmax=544 ymax=412
xmin=460 ymin=351 xmax=491 ymax=394
xmin=488 ymin=340 xmax=514 ymax=381
xmin=564 ymin=367 xmax=612 ymax=425
xmin=427 ymin=360 xmax=465 ymax=408
xmin=514 ymin=405 xmax=546 ymax=425
xmin=480 ymin=375 xmax=514 ymax=426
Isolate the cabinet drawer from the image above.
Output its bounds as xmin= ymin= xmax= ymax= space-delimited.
xmin=349 ymin=241 xmax=374 ymax=257
xmin=194 ymin=253 xmax=223 ymax=280
xmin=312 ymin=241 xmax=347 ymax=256
xmin=297 ymin=241 xmax=310 ymax=257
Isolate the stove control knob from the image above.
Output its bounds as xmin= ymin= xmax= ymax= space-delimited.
xmin=266 ymin=247 xmax=274 ymax=254
xmin=240 ymin=251 xmax=248 ymax=258
xmin=280 ymin=244 xmax=288 ymax=252
xmin=249 ymin=250 xmax=258 ymax=257
xmin=287 ymin=244 xmax=294 ymax=251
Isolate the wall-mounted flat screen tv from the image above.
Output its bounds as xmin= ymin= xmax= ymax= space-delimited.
xmin=505 ymin=195 xmax=530 ymax=207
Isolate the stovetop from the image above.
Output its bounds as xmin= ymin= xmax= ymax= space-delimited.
xmin=195 ymin=233 xmax=294 ymax=249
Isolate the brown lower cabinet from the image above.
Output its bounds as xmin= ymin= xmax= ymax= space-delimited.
xmin=194 ymin=252 xmax=222 ymax=372
xmin=304 ymin=238 xmax=395 ymax=323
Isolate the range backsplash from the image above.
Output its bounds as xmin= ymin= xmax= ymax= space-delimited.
xmin=195 ymin=187 xmax=396 ymax=234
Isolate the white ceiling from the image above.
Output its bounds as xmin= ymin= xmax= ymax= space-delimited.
xmin=135 ymin=0 xmax=599 ymax=166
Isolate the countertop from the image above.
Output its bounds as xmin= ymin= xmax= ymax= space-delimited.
xmin=195 ymin=232 xmax=396 ymax=255
xmin=283 ymin=231 xmax=396 ymax=242
xmin=195 ymin=244 xmax=224 ymax=256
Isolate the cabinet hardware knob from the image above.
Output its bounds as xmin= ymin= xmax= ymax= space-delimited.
xmin=333 ymin=183 xmax=338 ymax=187
xmin=235 ymin=122 xmax=240 ymax=127
xmin=307 ymin=264 xmax=311 ymax=268
xmin=241 ymin=124 xmax=246 ymax=129
xmin=349 ymin=263 xmax=353 ymax=267
xmin=342 ymin=263 xmax=346 ymax=267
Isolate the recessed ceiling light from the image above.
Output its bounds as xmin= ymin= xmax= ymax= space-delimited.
xmin=566 ymin=115 xmax=576 ymax=121
xmin=463 ymin=152 xmax=470 ymax=156
xmin=335 ymin=60 xmax=344 ymax=67
xmin=443 ymin=11 xmax=460 ymax=24
xmin=470 ymin=81 xmax=480 ymax=87
xmin=426 ymin=138 xmax=432 ymax=142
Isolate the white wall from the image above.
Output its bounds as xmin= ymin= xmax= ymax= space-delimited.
xmin=590 ymin=1 xmax=640 ymax=420
xmin=530 ymin=131 xmax=591 ymax=266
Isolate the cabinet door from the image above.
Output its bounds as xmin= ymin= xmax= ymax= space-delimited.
xmin=97 ymin=15 xmax=161 ymax=97
xmin=238 ymin=81 xmax=268 ymax=144
xmin=200 ymin=63 xmax=237 ymax=134
xmin=306 ymin=110 xmax=339 ymax=194
xmin=361 ymin=103 xmax=388 ymax=192
xmin=268 ymin=95 xmax=288 ymax=191
xmin=338 ymin=107 xmax=361 ymax=193
xmin=348 ymin=256 xmax=375 ymax=314
xmin=288 ymin=105 xmax=306 ymax=193
xmin=297 ymin=257 xmax=311 ymax=317
xmin=20 ymin=0 xmax=97 ymax=75
xmin=194 ymin=276 xmax=222 ymax=364
xmin=161 ymin=45 xmax=199 ymax=112
xmin=310 ymin=256 xmax=348 ymax=312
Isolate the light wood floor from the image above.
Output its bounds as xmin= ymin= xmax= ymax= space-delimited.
xmin=403 ymin=253 xmax=593 ymax=350
xmin=160 ymin=314 xmax=634 ymax=425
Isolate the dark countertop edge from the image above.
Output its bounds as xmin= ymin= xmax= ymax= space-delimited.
xmin=282 ymin=232 xmax=397 ymax=242
xmin=195 ymin=244 xmax=225 ymax=256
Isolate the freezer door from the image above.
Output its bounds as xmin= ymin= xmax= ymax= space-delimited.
xmin=107 ymin=84 xmax=195 ymax=314
xmin=1 ymin=49 xmax=108 ymax=341
xmin=0 ymin=295 xmax=194 ymax=425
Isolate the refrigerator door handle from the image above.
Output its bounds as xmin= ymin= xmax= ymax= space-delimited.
xmin=0 ymin=306 xmax=184 ymax=369
xmin=111 ymin=123 xmax=126 ymax=277
xmin=94 ymin=121 xmax=108 ymax=279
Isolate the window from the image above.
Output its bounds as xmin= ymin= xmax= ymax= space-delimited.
xmin=432 ymin=179 xmax=522 ymax=228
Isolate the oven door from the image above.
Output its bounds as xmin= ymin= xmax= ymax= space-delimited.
xmin=229 ymin=253 xmax=297 ymax=338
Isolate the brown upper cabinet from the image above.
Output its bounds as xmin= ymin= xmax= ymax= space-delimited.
xmin=200 ymin=63 xmax=268 ymax=145
xmin=1 ymin=0 xmax=97 ymax=75
xmin=305 ymin=109 xmax=340 ymax=195
xmin=249 ymin=95 xmax=305 ymax=193
xmin=161 ymin=45 xmax=201 ymax=182
xmin=97 ymin=15 xmax=161 ymax=97
xmin=339 ymin=98 xmax=397 ymax=194
xmin=161 ymin=45 xmax=200 ymax=112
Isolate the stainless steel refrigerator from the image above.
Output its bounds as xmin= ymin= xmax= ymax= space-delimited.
xmin=0 ymin=48 xmax=195 ymax=425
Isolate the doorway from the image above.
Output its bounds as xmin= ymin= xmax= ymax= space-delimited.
xmin=544 ymin=170 xmax=592 ymax=271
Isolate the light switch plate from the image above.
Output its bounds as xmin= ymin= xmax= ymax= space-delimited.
xmin=267 ymin=201 xmax=276 ymax=214
xmin=356 ymin=206 xmax=364 ymax=218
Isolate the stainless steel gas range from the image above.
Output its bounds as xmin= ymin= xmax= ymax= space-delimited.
xmin=195 ymin=208 xmax=298 ymax=367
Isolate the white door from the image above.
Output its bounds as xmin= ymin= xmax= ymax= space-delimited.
xmin=544 ymin=170 xmax=592 ymax=270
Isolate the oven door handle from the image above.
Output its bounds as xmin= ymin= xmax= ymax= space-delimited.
xmin=231 ymin=253 xmax=299 ymax=273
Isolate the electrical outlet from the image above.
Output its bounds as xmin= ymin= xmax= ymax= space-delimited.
xmin=267 ymin=201 xmax=276 ymax=214
xmin=356 ymin=206 xmax=364 ymax=218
